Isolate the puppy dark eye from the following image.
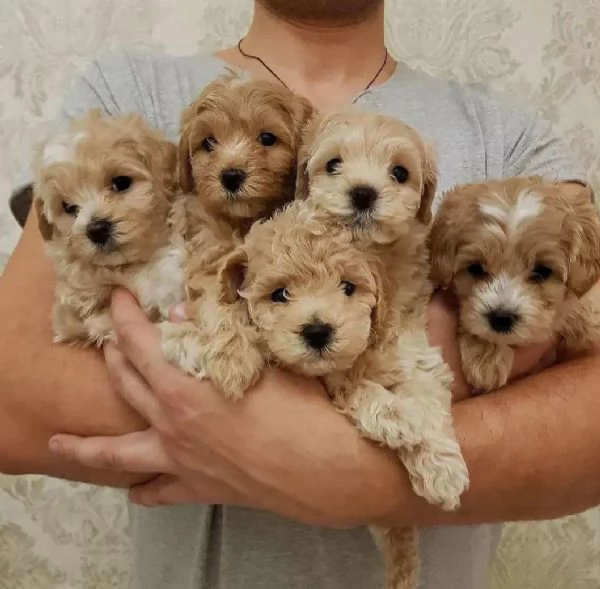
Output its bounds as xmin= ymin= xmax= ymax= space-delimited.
xmin=271 ymin=288 xmax=290 ymax=303
xmin=341 ymin=281 xmax=356 ymax=296
xmin=259 ymin=132 xmax=277 ymax=146
xmin=62 ymin=201 xmax=79 ymax=216
xmin=391 ymin=165 xmax=409 ymax=183
xmin=326 ymin=158 xmax=342 ymax=174
xmin=111 ymin=176 xmax=132 ymax=193
xmin=202 ymin=136 xmax=217 ymax=152
xmin=530 ymin=264 xmax=553 ymax=283
xmin=467 ymin=263 xmax=487 ymax=278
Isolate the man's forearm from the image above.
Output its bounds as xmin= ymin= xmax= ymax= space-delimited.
xmin=0 ymin=213 xmax=147 ymax=485
xmin=380 ymin=351 xmax=600 ymax=527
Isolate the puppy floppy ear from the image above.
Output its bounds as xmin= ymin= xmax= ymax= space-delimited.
xmin=416 ymin=142 xmax=438 ymax=225
xmin=178 ymin=101 xmax=204 ymax=193
xmin=294 ymin=112 xmax=328 ymax=200
xmin=33 ymin=197 xmax=54 ymax=241
xmin=368 ymin=257 xmax=392 ymax=345
xmin=290 ymin=95 xmax=315 ymax=142
xmin=217 ymin=248 xmax=249 ymax=304
xmin=428 ymin=191 xmax=464 ymax=288
xmin=565 ymin=185 xmax=600 ymax=297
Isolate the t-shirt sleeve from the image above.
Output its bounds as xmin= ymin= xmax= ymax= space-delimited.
xmin=9 ymin=54 xmax=132 ymax=226
xmin=498 ymin=94 xmax=588 ymax=185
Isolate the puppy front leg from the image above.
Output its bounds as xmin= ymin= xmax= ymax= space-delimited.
xmin=199 ymin=298 xmax=265 ymax=400
xmin=52 ymin=302 xmax=104 ymax=347
xmin=336 ymin=376 xmax=468 ymax=511
xmin=83 ymin=311 xmax=115 ymax=347
xmin=160 ymin=293 xmax=264 ymax=400
xmin=459 ymin=330 xmax=513 ymax=393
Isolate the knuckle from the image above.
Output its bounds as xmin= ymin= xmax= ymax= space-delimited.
xmin=96 ymin=447 xmax=123 ymax=472
xmin=116 ymin=321 xmax=137 ymax=348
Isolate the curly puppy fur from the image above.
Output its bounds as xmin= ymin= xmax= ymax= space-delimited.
xmin=430 ymin=176 xmax=600 ymax=392
xmin=286 ymin=110 xmax=469 ymax=589
xmin=160 ymin=71 xmax=314 ymax=398
xmin=218 ymin=199 xmax=468 ymax=589
xmin=34 ymin=109 xmax=185 ymax=346
xmin=295 ymin=109 xmax=438 ymax=245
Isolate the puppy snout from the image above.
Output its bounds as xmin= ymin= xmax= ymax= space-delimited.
xmin=349 ymin=185 xmax=378 ymax=211
xmin=301 ymin=322 xmax=333 ymax=350
xmin=487 ymin=309 xmax=519 ymax=334
xmin=220 ymin=168 xmax=247 ymax=192
xmin=86 ymin=218 xmax=113 ymax=246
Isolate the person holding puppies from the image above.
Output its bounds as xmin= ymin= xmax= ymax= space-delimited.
xmin=3 ymin=1 xmax=600 ymax=589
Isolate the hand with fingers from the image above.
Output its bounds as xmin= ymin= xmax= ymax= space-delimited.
xmin=48 ymin=288 xmax=556 ymax=518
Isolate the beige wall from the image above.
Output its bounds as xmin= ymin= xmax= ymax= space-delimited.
xmin=1 ymin=0 xmax=599 ymax=586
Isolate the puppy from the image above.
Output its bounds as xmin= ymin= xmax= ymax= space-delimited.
xmin=289 ymin=111 xmax=468 ymax=588
xmin=34 ymin=109 xmax=185 ymax=346
xmin=218 ymin=199 xmax=468 ymax=589
xmin=295 ymin=110 xmax=438 ymax=245
xmin=160 ymin=71 xmax=314 ymax=398
xmin=429 ymin=176 xmax=600 ymax=392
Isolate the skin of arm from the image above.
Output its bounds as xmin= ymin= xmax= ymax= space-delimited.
xmin=47 ymin=289 xmax=600 ymax=528
xmin=0 ymin=210 xmax=148 ymax=486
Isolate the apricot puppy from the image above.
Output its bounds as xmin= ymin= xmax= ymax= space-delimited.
xmin=289 ymin=110 xmax=468 ymax=589
xmin=160 ymin=71 xmax=314 ymax=398
xmin=218 ymin=199 xmax=468 ymax=589
xmin=34 ymin=109 xmax=184 ymax=346
xmin=430 ymin=176 xmax=600 ymax=392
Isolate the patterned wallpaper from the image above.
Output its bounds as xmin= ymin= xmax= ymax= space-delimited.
xmin=1 ymin=0 xmax=600 ymax=587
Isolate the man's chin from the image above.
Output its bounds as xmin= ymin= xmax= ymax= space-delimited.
xmin=256 ymin=0 xmax=383 ymax=26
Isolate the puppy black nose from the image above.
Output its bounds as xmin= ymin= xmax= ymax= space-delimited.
xmin=349 ymin=185 xmax=378 ymax=211
xmin=301 ymin=322 xmax=333 ymax=350
xmin=86 ymin=218 xmax=113 ymax=246
xmin=220 ymin=168 xmax=247 ymax=192
xmin=487 ymin=310 xmax=519 ymax=334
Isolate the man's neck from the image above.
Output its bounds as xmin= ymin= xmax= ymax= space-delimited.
xmin=216 ymin=3 xmax=393 ymax=109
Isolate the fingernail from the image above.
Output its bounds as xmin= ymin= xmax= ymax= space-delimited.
xmin=48 ymin=437 xmax=62 ymax=453
xmin=170 ymin=303 xmax=187 ymax=322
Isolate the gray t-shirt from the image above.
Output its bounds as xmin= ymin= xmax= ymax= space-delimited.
xmin=11 ymin=51 xmax=586 ymax=589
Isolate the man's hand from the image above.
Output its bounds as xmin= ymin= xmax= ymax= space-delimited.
xmin=49 ymin=289 xmax=416 ymax=528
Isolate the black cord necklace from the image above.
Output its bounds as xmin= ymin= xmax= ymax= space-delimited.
xmin=237 ymin=38 xmax=389 ymax=104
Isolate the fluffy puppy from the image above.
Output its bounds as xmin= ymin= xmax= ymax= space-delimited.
xmin=284 ymin=111 xmax=467 ymax=588
xmin=295 ymin=110 xmax=438 ymax=245
xmin=34 ymin=109 xmax=185 ymax=346
xmin=160 ymin=71 xmax=314 ymax=398
xmin=218 ymin=200 xmax=469 ymax=589
xmin=430 ymin=176 xmax=600 ymax=392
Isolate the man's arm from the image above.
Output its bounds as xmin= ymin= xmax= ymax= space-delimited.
xmin=0 ymin=210 xmax=147 ymax=485
xmin=379 ymin=347 xmax=600 ymax=527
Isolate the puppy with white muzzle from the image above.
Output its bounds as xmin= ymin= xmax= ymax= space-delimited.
xmin=160 ymin=71 xmax=314 ymax=398
xmin=217 ymin=196 xmax=468 ymax=589
xmin=429 ymin=176 xmax=600 ymax=393
xmin=34 ymin=109 xmax=185 ymax=346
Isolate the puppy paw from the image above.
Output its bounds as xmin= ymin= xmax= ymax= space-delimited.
xmin=401 ymin=444 xmax=469 ymax=511
xmin=205 ymin=335 xmax=264 ymax=400
xmin=459 ymin=334 xmax=513 ymax=393
xmin=159 ymin=321 xmax=207 ymax=379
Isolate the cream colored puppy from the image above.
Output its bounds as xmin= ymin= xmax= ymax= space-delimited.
xmin=430 ymin=176 xmax=600 ymax=392
xmin=218 ymin=197 xmax=468 ymax=589
xmin=289 ymin=110 xmax=468 ymax=589
xmin=34 ymin=109 xmax=185 ymax=347
xmin=160 ymin=71 xmax=314 ymax=398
